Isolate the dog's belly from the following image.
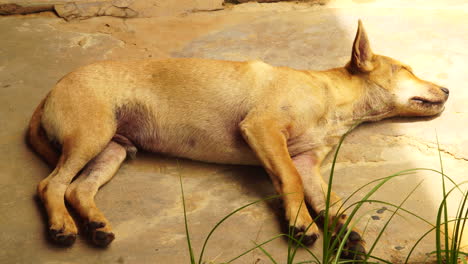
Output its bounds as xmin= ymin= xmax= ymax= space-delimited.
xmin=134 ymin=125 xmax=259 ymax=165
xmin=115 ymin=103 xmax=260 ymax=165
xmin=146 ymin=128 xmax=259 ymax=165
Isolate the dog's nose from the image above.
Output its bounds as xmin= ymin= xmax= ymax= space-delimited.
xmin=441 ymin=87 xmax=449 ymax=95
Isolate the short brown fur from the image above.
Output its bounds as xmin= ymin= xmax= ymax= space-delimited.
xmin=27 ymin=21 xmax=448 ymax=258
xmin=27 ymin=93 xmax=59 ymax=167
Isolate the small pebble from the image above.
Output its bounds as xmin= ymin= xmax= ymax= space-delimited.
xmin=395 ymin=245 xmax=405 ymax=251
xmin=371 ymin=215 xmax=380 ymax=220
xmin=376 ymin=207 xmax=388 ymax=214
xmin=78 ymin=38 xmax=87 ymax=47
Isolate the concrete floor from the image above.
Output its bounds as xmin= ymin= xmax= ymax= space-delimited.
xmin=0 ymin=1 xmax=467 ymax=263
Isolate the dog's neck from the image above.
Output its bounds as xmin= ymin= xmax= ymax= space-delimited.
xmin=310 ymin=67 xmax=396 ymax=125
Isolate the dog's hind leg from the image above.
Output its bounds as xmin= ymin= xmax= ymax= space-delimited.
xmin=37 ymin=130 xmax=114 ymax=246
xmin=292 ymin=149 xmax=343 ymax=216
xmin=65 ymin=140 xmax=129 ymax=247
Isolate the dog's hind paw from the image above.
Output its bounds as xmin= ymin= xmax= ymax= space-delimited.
xmin=92 ymin=230 xmax=115 ymax=247
xmin=86 ymin=221 xmax=115 ymax=247
xmin=49 ymin=228 xmax=77 ymax=247
xmin=332 ymin=229 xmax=366 ymax=262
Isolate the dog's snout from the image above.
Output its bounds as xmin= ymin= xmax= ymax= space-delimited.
xmin=440 ymin=87 xmax=449 ymax=95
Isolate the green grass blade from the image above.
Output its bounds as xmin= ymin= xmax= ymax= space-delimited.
xmin=418 ymin=168 xmax=464 ymax=195
xmin=365 ymin=254 xmax=394 ymax=264
xmin=405 ymin=180 xmax=468 ymax=263
xmin=337 ymin=167 xmax=463 ymax=223
xmin=342 ymin=199 xmax=434 ymax=227
xmin=449 ymin=192 xmax=464 ymax=264
xmin=332 ymin=212 xmax=365 ymax=264
xmin=252 ymin=240 xmax=278 ymax=264
xmin=198 ymin=194 xmax=283 ymax=264
xmin=294 ymin=260 xmax=318 ymax=264
xmin=451 ymin=189 xmax=468 ymax=264
xmin=405 ymin=227 xmax=434 ymax=264
xmin=224 ymin=234 xmax=285 ymax=263
xmin=459 ymin=195 xmax=468 ymax=258
xmin=323 ymin=124 xmax=359 ymax=263
xmin=179 ymin=173 xmax=196 ymax=264
xmin=283 ymin=234 xmax=320 ymax=263
xmin=288 ymin=200 xmax=305 ymax=264
xmin=367 ymin=180 xmax=423 ymax=257
xmin=460 ymin=256 xmax=468 ymax=264
xmin=329 ymin=170 xmax=409 ymax=254
xmin=337 ymin=167 xmax=465 ymax=220
xmin=337 ymin=171 xmax=416 ymax=216
xmin=405 ymin=218 xmax=468 ymax=264
xmin=436 ymin=192 xmax=451 ymax=263
xmin=436 ymin=132 xmax=450 ymax=263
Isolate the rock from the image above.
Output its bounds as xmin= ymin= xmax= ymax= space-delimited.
xmin=54 ymin=1 xmax=139 ymax=21
xmin=394 ymin=245 xmax=405 ymax=251
xmin=129 ymin=0 xmax=224 ymax=18
xmin=111 ymin=0 xmax=132 ymax=8
xmin=2 ymin=0 xmax=224 ymax=20
xmin=0 ymin=3 xmax=54 ymax=15
xmin=377 ymin=207 xmax=388 ymax=214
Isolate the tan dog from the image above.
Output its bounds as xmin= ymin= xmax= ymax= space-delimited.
xmin=27 ymin=20 xmax=448 ymax=259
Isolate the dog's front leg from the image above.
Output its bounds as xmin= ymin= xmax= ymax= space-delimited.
xmin=240 ymin=116 xmax=319 ymax=245
xmin=292 ymin=151 xmax=366 ymax=260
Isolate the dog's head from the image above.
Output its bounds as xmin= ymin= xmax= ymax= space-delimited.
xmin=346 ymin=20 xmax=449 ymax=117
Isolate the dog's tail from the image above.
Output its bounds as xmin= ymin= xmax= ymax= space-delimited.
xmin=26 ymin=94 xmax=59 ymax=168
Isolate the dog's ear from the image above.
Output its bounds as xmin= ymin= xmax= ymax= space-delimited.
xmin=349 ymin=20 xmax=374 ymax=73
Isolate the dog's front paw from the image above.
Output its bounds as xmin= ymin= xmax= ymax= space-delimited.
xmin=290 ymin=224 xmax=320 ymax=246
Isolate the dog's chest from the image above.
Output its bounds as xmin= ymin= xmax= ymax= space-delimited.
xmin=287 ymin=120 xmax=351 ymax=157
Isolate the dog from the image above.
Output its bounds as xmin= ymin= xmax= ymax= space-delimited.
xmin=27 ymin=20 xmax=448 ymax=259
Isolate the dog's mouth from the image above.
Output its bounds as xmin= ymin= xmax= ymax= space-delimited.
xmin=410 ymin=96 xmax=444 ymax=107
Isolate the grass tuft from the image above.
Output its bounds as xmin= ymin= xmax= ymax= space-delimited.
xmin=178 ymin=131 xmax=467 ymax=264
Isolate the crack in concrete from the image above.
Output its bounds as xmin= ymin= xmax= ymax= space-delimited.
xmin=379 ymin=134 xmax=468 ymax=163
xmin=323 ymin=133 xmax=468 ymax=168
xmin=190 ymin=8 xmax=225 ymax=13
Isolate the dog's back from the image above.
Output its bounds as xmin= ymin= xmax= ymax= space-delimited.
xmin=36 ymin=58 xmax=323 ymax=165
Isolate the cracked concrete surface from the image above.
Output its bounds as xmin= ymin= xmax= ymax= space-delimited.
xmin=0 ymin=1 xmax=467 ymax=263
